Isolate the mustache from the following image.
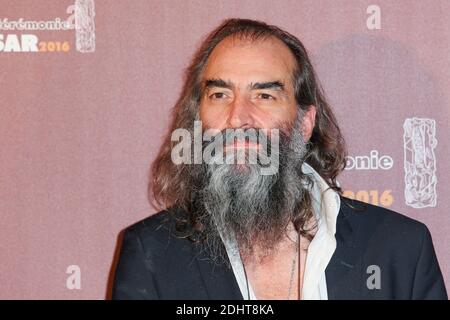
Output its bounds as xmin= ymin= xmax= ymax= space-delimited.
xmin=202 ymin=121 xmax=295 ymax=142
xmin=200 ymin=127 xmax=289 ymax=175
xmin=201 ymin=126 xmax=294 ymax=153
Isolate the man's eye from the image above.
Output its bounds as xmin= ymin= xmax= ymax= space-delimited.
xmin=209 ymin=92 xmax=226 ymax=99
xmin=258 ymin=93 xmax=275 ymax=100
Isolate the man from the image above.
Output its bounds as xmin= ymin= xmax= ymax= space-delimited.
xmin=112 ymin=19 xmax=447 ymax=300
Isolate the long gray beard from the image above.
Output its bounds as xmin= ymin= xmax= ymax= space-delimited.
xmin=197 ymin=114 xmax=310 ymax=263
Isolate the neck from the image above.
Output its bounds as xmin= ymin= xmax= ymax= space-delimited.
xmin=240 ymin=221 xmax=299 ymax=264
xmin=238 ymin=221 xmax=315 ymax=300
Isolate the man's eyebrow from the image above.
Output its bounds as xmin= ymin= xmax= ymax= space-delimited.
xmin=204 ymin=78 xmax=234 ymax=90
xmin=249 ymin=81 xmax=285 ymax=91
xmin=203 ymin=79 xmax=286 ymax=92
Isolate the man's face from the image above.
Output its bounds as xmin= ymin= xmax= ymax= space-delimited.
xmin=199 ymin=36 xmax=299 ymax=138
xmin=195 ymin=36 xmax=314 ymax=258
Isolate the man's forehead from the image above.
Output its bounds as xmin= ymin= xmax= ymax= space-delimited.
xmin=202 ymin=37 xmax=296 ymax=91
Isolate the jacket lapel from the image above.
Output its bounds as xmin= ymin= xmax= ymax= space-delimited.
xmin=325 ymin=198 xmax=363 ymax=299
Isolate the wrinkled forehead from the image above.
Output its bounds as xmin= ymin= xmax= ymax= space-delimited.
xmin=202 ymin=35 xmax=298 ymax=87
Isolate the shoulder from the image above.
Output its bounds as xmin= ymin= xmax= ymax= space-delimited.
xmin=121 ymin=208 xmax=192 ymax=257
xmin=126 ymin=209 xmax=172 ymax=237
xmin=338 ymin=196 xmax=431 ymax=255
xmin=340 ymin=196 xmax=427 ymax=235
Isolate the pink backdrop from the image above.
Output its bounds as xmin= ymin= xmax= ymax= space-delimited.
xmin=0 ymin=0 xmax=449 ymax=299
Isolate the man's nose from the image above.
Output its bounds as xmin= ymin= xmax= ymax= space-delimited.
xmin=226 ymin=95 xmax=255 ymax=129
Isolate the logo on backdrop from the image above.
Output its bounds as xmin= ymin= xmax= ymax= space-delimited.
xmin=0 ymin=0 xmax=95 ymax=53
xmin=403 ymin=117 xmax=437 ymax=208
xmin=345 ymin=150 xmax=394 ymax=171
xmin=343 ymin=150 xmax=394 ymax=208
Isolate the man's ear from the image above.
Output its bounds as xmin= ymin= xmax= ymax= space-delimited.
xmin=301 ymin=105 xmax=316 ymax=141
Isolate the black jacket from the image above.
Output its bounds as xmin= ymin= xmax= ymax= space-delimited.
xmin=112 ymin=197 xmax=447 ymax=300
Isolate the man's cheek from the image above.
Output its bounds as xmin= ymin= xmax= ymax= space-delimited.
xmin=198 ymin=106 xmax=212 ymax=125
xmin=200 ymin=111 xmax=226 ymax=130
xmin=250 ymin=109 xmax=286 ymax=129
